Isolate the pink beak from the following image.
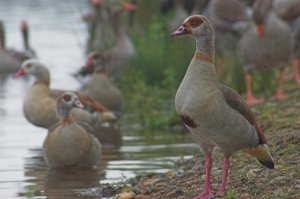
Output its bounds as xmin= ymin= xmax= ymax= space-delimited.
xmin=13 ymin=68 xmax=25 ymax=78
xmin=170 ymin=25 xmax=188 ymax=37
xmin=85 ymin=58 xmax=93 ymax=69
xmin=75 ymin=99 xmax=84 ymax=108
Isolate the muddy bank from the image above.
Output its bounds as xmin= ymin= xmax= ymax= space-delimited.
xmin=94 ymin=85 xmax=300 ymax=199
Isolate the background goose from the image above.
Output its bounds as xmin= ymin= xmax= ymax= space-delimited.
xmin=13 ymin=59 xmax=115 ymax=129
xmin=237 ymin=0 xmax=292 ymax=105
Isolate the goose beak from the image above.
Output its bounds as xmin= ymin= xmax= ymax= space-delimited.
xmin=122 ymin=2 xmax=136 ymax=11
xmin=256 ymin=24 xmax=265 ymax=37
xmin=85 ymin=58 xmax=94 ymax=69
xmin=13 ymin=68 xmax=25 ymax=78
xmin=74 ymin=99 xmax=84 ymax=108
xmin=170 ymin=25 xmax=188 ymax=37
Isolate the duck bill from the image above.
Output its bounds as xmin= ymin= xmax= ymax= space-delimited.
xmin=122 ymin=2 xmax=136 ymax=11
xmin=13 ymin=68 xmax=25 ymax=78
xmin=170 ymin=25 xmax=189 ymax=37
xmin=256 ymin=24 xmax=265 ymax=37
xmin=74 ymin=99 xmax=84 ymax=108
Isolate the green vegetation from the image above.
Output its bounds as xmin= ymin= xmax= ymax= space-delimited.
xmin=116 ymin=1 xmax=282 ymax=131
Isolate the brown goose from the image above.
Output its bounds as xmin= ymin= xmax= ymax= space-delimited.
xmin=237 ymin=0 xmax=292 ymax=105
xmin=43 ymin=92 xmax=101 ymax=169
xmin=13 ymin=59 xmax=115 ymax=129
xmin=83 ymin=0 xmax=116 ymax=53
xmin=207 ymin=0 xmax=247 ymax=60
xmin=273 ymin=0 xmax=300 ymax=84
xmin=171 ymin=15 xmax=274 ymax=198
xmin=82 ymin=51 xmax=123 ymax=112
xmin=99 ymin=3 xmax=136 ymax=77
xmin=0 ymin=21 xmax=21 ymax=74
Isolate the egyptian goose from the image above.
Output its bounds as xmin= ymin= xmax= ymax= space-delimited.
xmin=81 ymin=51 xmax=123 ymax=112
xmin=0 ymin=21 xmax=21 ymax=74
xmin=207 ymin=0 xmax=247 ymax=60
xmin=13 ymin=59 xmax=115 ymax=129
xmin=83 ymin=0 xmax=116 ymax=53
xmin=43 ymin=92 xmax=101 ymax=169
xmin=7 ymin=21 xmax=36 ymax=63
xmin=99 ymin=2 xmax=136 ymax=77
xmin=237 ymin=0 xmax=292 ymax=105
xmin=171 ymin=15 xmax=274 ymax=198
xmin=273 ymin=0 xmax=300 ymax=84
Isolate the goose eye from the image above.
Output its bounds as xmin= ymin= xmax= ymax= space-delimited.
xmin=63 ymin=94 xmax=71 ymax=102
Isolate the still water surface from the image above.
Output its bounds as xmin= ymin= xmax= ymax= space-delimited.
xmin=0 ymin=1 xmax=199 ymax=198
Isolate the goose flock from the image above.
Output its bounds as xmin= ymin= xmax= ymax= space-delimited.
xmin=1 ymin=0 xmax=300 ymax=198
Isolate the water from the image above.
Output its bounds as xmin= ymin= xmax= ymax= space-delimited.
xmin=0 ymin=1 xmax=199 ymax=198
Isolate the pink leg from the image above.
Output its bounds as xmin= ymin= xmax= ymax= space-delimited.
xmin=193 ymin=154 xmax=214 ymax=199
xmin=245 ymin=74 xmax=264 ymax=106
xmin=216 ymin=158 xmax=230 ymax=196
xmin=272 ymin=68 xmax=288 ymax=100
xmin=292 ymin=59 xmax=300 ymax=84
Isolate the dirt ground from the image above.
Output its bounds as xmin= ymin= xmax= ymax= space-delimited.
xmin=99 ymin=84 xmax=300 ymax=199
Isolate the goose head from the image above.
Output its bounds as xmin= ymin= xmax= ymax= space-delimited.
xmin=84 ymin=51 xmax=108 ymax=73
xmin=252 ymin=0 xmax=272 ymax=37
xmin=170 ymin=15 xmax=214 ymax=39
xmin=13 ymin=59 xmax=49 ymax=80
xmin=56 ymin=92 xmax=84 ymax=119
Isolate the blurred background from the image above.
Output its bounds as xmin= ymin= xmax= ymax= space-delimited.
xmin=0 ymin=0 xmax=298 ymax=198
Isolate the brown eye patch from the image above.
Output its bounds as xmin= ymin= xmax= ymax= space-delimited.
xmin=63 ymin=94 xmax=71 ymax=102
xmin=188 ymin=16 xmax=203 ymax=28
xmin=27 ymin=64 xmax=32 ymax=69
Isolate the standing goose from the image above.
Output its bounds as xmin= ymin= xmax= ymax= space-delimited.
xmin=43 ymin=92 xmax=101 ymax=169
xmin=171 ymin=15 xmax=274 ymax=198
xmin=0 ymin=21 xmax=21 ymax=74
xmin=81 ymin=51 xmax=123 ymax=112
xmin=100 ymin=2 xmax=136 ymax=77
xmin=237 ymin=0 xmax=292 ymax=105
xmin=273 ymin=0 xmax=300 ymax=84
xmin=13 ymin=59 xmax=115 ymax=129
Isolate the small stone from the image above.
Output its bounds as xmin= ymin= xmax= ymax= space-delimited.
xmin=155 ymin=182 xmax=166 ymax=188
xmin=166 ymin=190 xmax=177 ymax=198
xmin=295 ymin=184 xmax=300 ymax=189
xmin=139 ymin=177 xmax=161 ymax=186
xmin=246 ymin=169 xmax=261 ymax=180
xmin=114 ymin=191 xmax=135 ymax=199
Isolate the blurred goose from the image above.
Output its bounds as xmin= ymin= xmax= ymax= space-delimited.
xmin=0 ymin=21 xmax=21 ymax=74
xmin=13 ymin=59 xmax=115 ymax=129
xmin=167 ymin=0 xmax=188 ymax=31
xmin=7 ymin=21 xmax=36 ymax=63
xmin=81 ymin=51 xmax=123 ymax=112
xmin=99 ymin=2 xmax=136 ymax=77
xmin=273 ymin=0 xmax=300 ymax=84
xmin=237 ymin=0 xmax=292 ymax=105
xmin=83 ymin=0 xmax=116 ymax=53
xmin=207 ymin=0 xmax=247 ymax=60
xmin=43 ymin=92 xmax=101 ymax=169
xmin=171 ymin=15 xmax=274 ymax=198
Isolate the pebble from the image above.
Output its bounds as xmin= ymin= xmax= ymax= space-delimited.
xmin=114 ymin=191 xmax=135 ymax=199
